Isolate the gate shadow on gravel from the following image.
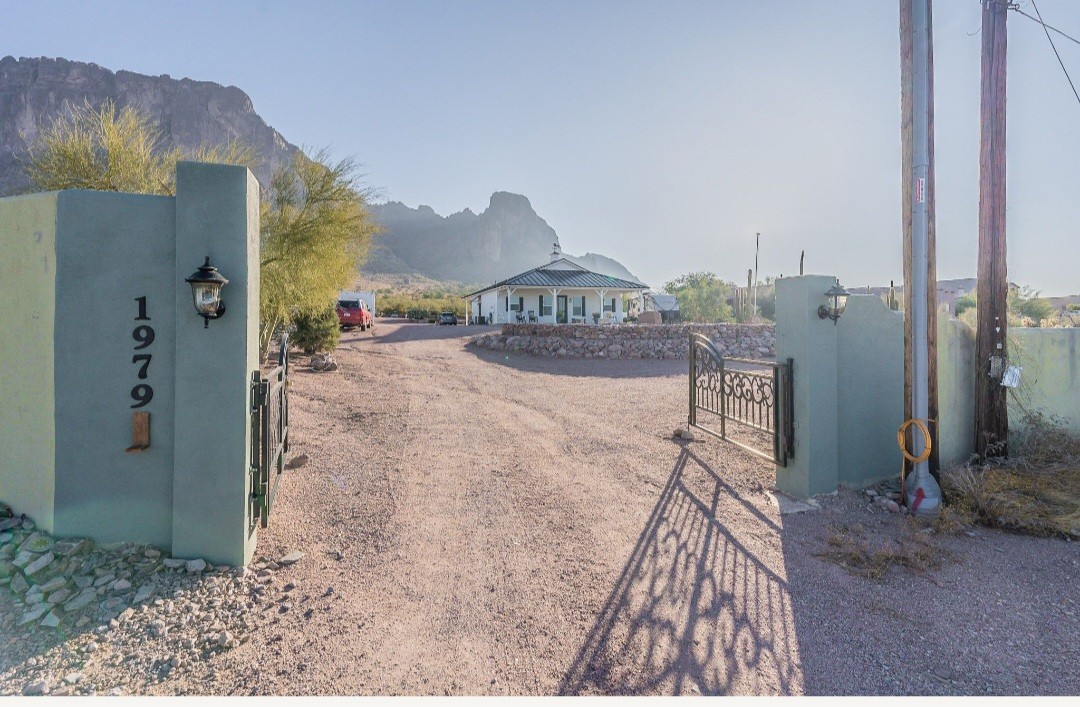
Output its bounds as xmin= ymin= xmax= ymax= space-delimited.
xmin=559 ymin=444 xmax=801 ymax=695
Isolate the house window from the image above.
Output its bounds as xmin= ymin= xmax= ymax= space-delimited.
xmin=539 ymin=295 xmax=552 ymax=317
xmin=509 ymin=296 xmax=523 ymax=312
xmin=572 ymin=296 xmax=585 ymax=317
xmin=603 ymin=298 xmax=616 ymax=313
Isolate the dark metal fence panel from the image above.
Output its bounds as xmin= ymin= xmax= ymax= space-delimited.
xmin=687 ymin=333 xmax=793 ymax=467
xmin=250 ymin=334 xmax=290 ymax=529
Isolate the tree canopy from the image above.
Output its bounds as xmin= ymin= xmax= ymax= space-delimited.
xmin=663 ymin=271 xmax=735 ymax=323
xmin=259 ymin=150 xmax=378 ymax=352
xmin=22 ymin=100 xmax=378 ymax=355
xmin=24 ymin=99 xmax=255 ymax=195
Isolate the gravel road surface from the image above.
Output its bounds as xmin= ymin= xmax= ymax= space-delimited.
xmin=2 ymin=320 xmax=1076 ymax=695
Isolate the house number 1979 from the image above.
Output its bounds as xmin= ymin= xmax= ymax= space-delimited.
xmin=131 ymin=296 xmax=154 ymax=408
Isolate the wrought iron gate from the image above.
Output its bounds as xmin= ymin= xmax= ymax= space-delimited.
xmin=688 ymin=333 xmax=793 ymax=466
xmin=250 ymin=334 xmax=290 ymax=528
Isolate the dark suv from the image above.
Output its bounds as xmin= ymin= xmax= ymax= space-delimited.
xmin=438 ymin=312 xmax=458 ymax=326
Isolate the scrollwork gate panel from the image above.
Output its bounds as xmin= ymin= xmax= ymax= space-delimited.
xmin=688 ymin=333 xmax=792 ymax=466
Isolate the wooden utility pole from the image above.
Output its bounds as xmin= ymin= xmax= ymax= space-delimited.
xmin=975 ymin=0 xmax=1009 ymax=459
xmin=900 ymin=0 xmax=941 ymax=483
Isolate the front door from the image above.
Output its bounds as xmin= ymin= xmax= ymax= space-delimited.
xmin=556 ymin=295 xmax=568 ymax=324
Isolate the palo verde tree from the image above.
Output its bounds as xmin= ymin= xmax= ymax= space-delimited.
xmin=22 ymin=100 xmax=378 ymax=356
xmin=23 ymin=99 xmax=255 ymax=195
xmin=259 ymin=149 xmax=378 ymax=353
xmin=663 ymin=271 xmax=735 ymax=323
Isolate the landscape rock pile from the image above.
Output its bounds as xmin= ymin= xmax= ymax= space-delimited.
xmin=0 ymin=502 xmax=302 ymax=696
xmin=864 ymin=487 xmax=907 ymax=515
xmin=470 ymin=323 xmax=776 ymax=360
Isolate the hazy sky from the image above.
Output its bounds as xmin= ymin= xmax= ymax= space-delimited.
xmin=2 ymin=1 xmax=1077 ymax=294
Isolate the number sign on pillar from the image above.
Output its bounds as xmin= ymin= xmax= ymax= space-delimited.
xmin=131 ymin=296 xmax=155 ymax=408
xmin=126 ymin=296 xmax=155 ymax=452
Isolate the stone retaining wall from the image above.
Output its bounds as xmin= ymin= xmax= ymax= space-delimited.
xmin=470 ymin=323 xmax=776 ymax=360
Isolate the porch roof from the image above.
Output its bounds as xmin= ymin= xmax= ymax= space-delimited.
xmin=465 ymin=264 xmax=648 ymax=298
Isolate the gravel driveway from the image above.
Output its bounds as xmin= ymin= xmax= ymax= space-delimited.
xmin=3 ymin=320 xmax=1077 ymax=695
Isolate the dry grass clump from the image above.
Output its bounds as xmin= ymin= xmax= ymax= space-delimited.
xmin=941 ymin=413 xmax=1080 ymax=539
xmin=817 ymin=522 xmax=946 ymax=580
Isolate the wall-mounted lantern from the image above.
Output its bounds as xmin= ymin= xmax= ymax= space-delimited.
xmin=818 ymin=281 xmax=850 ymax=324
xmin=185 ymin=256 xmax=228 ymax=328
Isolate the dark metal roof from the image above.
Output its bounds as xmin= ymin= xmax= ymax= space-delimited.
xmin=465 ymin=262 xmax=648 ymax=297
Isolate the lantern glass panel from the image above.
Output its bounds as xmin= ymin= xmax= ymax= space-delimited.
xmin=192 ymin=283 xmax=221 ymax=316
xmin=834 ymin=292 xmax=849 ymax=317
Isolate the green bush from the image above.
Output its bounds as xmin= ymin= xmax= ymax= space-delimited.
xmin=954 ymin=292 xmax=977 ymax=317
xmin=291 ymin=304 xmax=340 ymax=354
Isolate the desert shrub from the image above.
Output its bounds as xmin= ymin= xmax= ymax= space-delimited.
xmin=952 ymin=286 xmax=1055 ymax=326
xmin=381 ymin=292 xmax=466 ymax=319
xmin=291 ymin=304 xmax=340 ymax=354
xmin=954 ymin=292 xmax=977 ymax=317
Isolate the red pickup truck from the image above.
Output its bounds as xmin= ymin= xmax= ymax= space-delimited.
xmin=336 ymin=298 xmax=373 ymax=331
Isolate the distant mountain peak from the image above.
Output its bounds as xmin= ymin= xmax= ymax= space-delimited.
xmin=367 ymin=192 xmax=639 ymax=285
xmin=488 ymin=191 xmax=535 ymax=213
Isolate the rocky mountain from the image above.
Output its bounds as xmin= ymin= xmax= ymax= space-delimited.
xmin=0 ymin=56 xmax=640 ymax=287
xmin=0 ymin=56 xmax=299 ymax=196
xmin=368 ymin=192 xmax=642 ymax=286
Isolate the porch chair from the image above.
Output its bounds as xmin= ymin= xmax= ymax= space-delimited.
xmin=528 ymin=310 xmax=537 ymax=323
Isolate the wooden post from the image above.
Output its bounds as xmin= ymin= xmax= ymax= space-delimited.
xmin=900 ymin=0 xmax=941 ymax=480
xmin=975 ymin=0 xmax=1009 ymax=459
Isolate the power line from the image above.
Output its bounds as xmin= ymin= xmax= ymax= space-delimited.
xmin=1017 ymin=0 xmax=1080 ymax=108
xmin=1010 ymin=6 xmax=1080 ymax=48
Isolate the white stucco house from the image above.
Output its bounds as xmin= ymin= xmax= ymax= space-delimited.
xmin=465 ymin=244 xmax=648 ymax=325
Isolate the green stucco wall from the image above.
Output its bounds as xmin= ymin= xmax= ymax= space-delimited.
xmin=171 ymin=162 xmax=260 ymax=567
xmin=775 ymin=274 xmax=1078 ymax=500
xmin=0 ymin=193 xmax=58 ymax=531
xmin=837 ymin=296 xmax=905 ymax=486
xmin=1009 ymin=328 xmax=1080 ymax=432
xmin=937 ymin=318 xmax=976 ymax=469
xmin=775 ymin=275 xmax=839 ymax=498
xmin=0 ymin=164 xmax=261 ymax=565
xmin=53 ymin=191 xmax=176 ymax=547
